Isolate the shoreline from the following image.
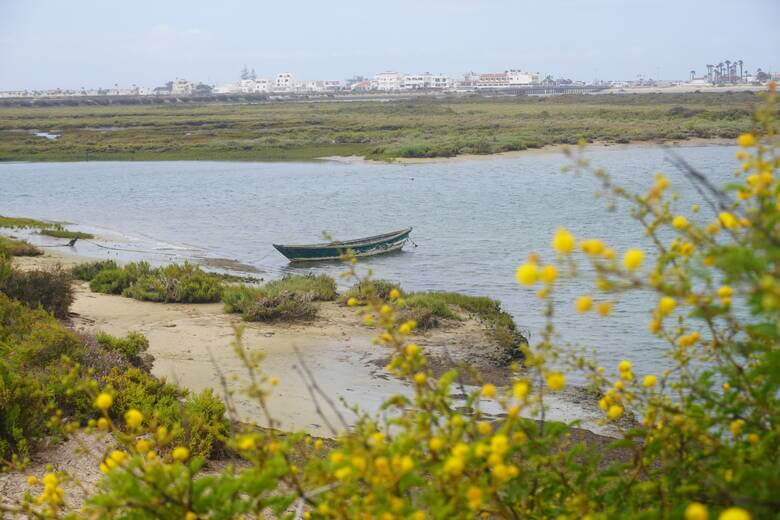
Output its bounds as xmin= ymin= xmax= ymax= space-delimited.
xmin=13 ymin=250 xmax=618 ymax=439
xmin=0 ymin=137 xmax=735 ymax=167
xmin=319 ymin=137 xmax=735 ymax=165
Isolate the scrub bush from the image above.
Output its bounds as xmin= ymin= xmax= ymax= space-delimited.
xmin=221 ymin=284 xmax=264 ymax=314
xmin=262 ymin=273 xmax=337 ymax=301
xmin=243 ymin=291 xmax=318 ymax=322
xmin=89 ymin=268 xmax=132 ymax=294
xmin=1 ymin=266 xmax=73 ymax=318
xmin=123 ymin=263 xmax=223 ymax=303
xmin=340 ymin=279 xmax=402 ymax=304
xmin=71 ymin=260 xmax=118 ymax=281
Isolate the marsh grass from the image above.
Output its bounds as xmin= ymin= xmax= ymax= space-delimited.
xmin=0 ymin=92 xmax=757 ymax=162
xmin=40 ymin=229 xmax=94 ymax=239
xmin=0 ymin=235 xmax=42 ymax=256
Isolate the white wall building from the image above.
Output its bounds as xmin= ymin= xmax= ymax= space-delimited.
xmin=402 ymin=73 xmax=451 ymax=90
xmin=171 ymin=79 xmax=195 ymax=95
xmin=374 ymin=71 xmax=403 ymax=91
xmin=275 ymin=73 xmax=294 ymax=91
xmin=507 ymin=70 xmax=539 ymax=85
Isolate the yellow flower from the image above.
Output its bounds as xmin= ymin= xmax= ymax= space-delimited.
xmin=658 ymin=296 xmax=677 ymax=316
xmin=575 ymin=294 xmax=593 ymax=313
xmin=237 ymin=435 xmax=256 ymax=451
xmin=684 ymin=502 xmax=708 ymax=520
xmin=719 ymin=507 xmax=751 ymax=520
xmin=405 ymin=343 xmax=420 ymax=356
xmin=655 ymin=173 xmax=670 ymax=191
xmin=672 ymin=215 xmax=689 ymax=229
xmin=413 ymin=372 xmax=427 ymax=385
xmin=27 ymin=475 xmax=38 ymax=486
xmin=363 ymin=314 xmax=375 ymax=326
xmin=596 ymin=301 xmax=612 ymax=316
xmin=552 ymin=227 xmax=576 ymax=254
xmin=185 ymin=513 xmax=197 ymax=520
xmin=477 ymin=421 xmax=492 ymax=435
xmin=172 ymin=446 xmax=190 ymax=462
xmin=718 ymin=286 xmax=733 ymax=300
xmin=443 ymin=456 xmax=464 ymax=475
xmin=347 ymin=297 xmax=359 ymax=307
xmin=729 ymin=419 xmax=745 ymax=436
xmin=389 ymin=288 xmax=401 ymax=300
xmin=546 ymin=372 xmax=566 ymax=391
xmin=737 ymin=133 xmax=756 ymax=148
xmin=580 ymin=238 xmax=606 ymax=256
xmin=643 ymin=375 xmax=658 ymax=388
xmin=399 ymin=320 xmax=416 ymax=334
xmin=719 ymin=212 xmax=738 ymax=229
xmin=412 ymin=511 xmax=426 ymax=520
xmin=490 ymin=434 xmax=509 ymax=456
xmin=95 ymin=392 xmax=113 ymax=411
xmin=481 ymin=384 xmax=497 ymax=398
xmin=623 ymin=249 xmax=644 ymax=271
xmin=540 ymin=265 xmax=558 ymax=284
xmin=515 ymin=263 xmax=539 ymax=285
xmin=748 ymin=433 xmax=759 ymax=445
xmin=513 ymin=381 xmax=529 ymax=400
xmin=466 ymin=486 xmax=482 ymax=510
xmin=135 ymin=439 xmax=151 ymax=454
xmin=618 ymin=360 xmax=632 ymax=372
xmin=380 ymin=304 xmax=393 ymax=316
xmin=429 ymin=437 xmax=444 ymax=452
xmin=399 ymin=455 xmax=414 ymax=473
xmin=607 ymin=405 xmax=624 ymax=420
xmin=124 ymin=408 xmax=143 ymax=429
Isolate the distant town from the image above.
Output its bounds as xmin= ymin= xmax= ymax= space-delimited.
xmin=1 ymin=61 xmax=776 ymax=99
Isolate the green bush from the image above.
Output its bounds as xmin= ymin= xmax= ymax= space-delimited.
xmin=262 ymin=273 xmax=337 ymax=301
xmin=90 ymin=268 xmax=131 ymax=294
xmin=101 ymin=368 xmax=227 ymax=458
xmin=1 ymin=266 xmax=73 ymax=319
xmin=96 ymin=331 xmax=150 ymax=369
xmin=123 ymin=263 xmax=223 ymax=303
xmin=0 ymin=361 xmax=50 ymax=460
xmin=71 ymin=260 xmax=118 ymax=281
xmin=0 ymin=235 xmax=42 ymax=257
xmin=243 ymin=291 xmax=318 ymax=322
xmin=222 ymin=284 xmax=264 ymax=314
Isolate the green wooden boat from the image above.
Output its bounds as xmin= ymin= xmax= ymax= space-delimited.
xmin=273 ymin=227 xmax=412 ymax=262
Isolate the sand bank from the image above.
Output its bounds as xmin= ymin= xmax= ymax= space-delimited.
xmin=319 ymin=137 xmax=734 ymax=165
xmin=13 ymin=251 xmax=617 ymax=438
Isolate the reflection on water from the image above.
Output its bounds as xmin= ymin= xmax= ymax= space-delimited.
xmin=0 ymin=144 xmax=737 ymax=379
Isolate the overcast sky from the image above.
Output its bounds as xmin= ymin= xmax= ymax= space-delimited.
xmin=1 ymin=0 xmax=778 ymax=90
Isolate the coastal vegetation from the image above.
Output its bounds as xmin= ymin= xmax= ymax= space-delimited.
xmin=0 ymin=92 xmax=758 ymax=162
xmin=0 ymin=235 xmax=42 ymax=256
xmin=0 ymin=214 xmax=94 ymax=241
xmin=223 ymin=274 xmax=337 ymax=321
xmin=0 ymin=88 xmax=777 ymax=519
xmin=87 ymin=261 xmax=224 ymax=303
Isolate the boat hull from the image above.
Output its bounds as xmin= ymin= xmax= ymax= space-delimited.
xmin=274 ymin=228 xmax=412 ymax=262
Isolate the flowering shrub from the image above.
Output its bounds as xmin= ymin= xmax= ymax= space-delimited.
xmin=2 ymin=85 xmax=778 ymax=519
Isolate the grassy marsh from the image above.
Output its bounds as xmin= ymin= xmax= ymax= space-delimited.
xmin=0 ymin=92 xmax=756 ymax=162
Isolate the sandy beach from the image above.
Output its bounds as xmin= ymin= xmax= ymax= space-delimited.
xmin=11 ymin=250 xmax=616 ymax=439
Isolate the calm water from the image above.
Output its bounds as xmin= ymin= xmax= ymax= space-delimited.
xmin=0 ymin=145 xmax=738 ymax=379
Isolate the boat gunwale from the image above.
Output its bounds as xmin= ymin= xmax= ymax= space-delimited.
xmin=273 ymin=227 xmax=412 ymax=250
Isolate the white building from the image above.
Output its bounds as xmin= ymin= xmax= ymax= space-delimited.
xmin=275 ymin=73 xmax=294 ymax=91
xmin=171 ymin=79 xmax=195 ymax=95
xmin=507 ymin=70 xmax=539 ymax=85
xmin=374 ymin=71 xmax=403 ymax=91
xmin=402 ymin=73 xmax=451 ymax=90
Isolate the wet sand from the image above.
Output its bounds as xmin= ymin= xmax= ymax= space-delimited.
xmin=13 ymin=251 xmax=617 ymax=438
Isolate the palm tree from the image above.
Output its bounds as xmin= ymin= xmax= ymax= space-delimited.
xmin=738 ymin=60 xmax=744 ymax=82
xmin=706 ymin=64 xmax=714 ymax=83
xmin=716 ymin=62 xmax=724 ymax=83
xmin=725 ymin=60 xmax=731 ymax=82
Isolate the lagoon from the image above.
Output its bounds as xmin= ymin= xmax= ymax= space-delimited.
xmin=0 ymin=143 xmax=738 ymax=379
